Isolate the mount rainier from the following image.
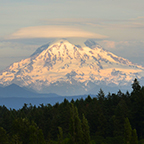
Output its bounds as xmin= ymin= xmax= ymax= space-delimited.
xmin=0 ymin=39 xmax=144 ymax=96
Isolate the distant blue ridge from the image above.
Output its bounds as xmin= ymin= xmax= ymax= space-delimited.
xmin=0 ymin=95 xmax=94 ymax=110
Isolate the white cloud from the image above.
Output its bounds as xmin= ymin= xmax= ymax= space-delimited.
xmin=99 ymin=40 xmax=116 ymax=49
xmin=99 ymin=40 xmax=144 ymax=49
xmin=98 ymin=40 xmax=144 ymax=66
xmin=0 ymin=41 xmax=40 ymax=70
xmin=0 ymin=41 xmax=39 ymax=51
xmin=130 ymin=16 xmax=144 ymax=20
xmin=7 ymin=26 xmax=108 ymax=39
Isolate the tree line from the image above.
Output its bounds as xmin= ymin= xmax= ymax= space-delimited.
xmin=0 ymin=79 xmax=144 ymax=143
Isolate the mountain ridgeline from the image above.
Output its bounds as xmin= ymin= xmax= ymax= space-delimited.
xmin=0 ymin=39 xmax=144 ymax=96
xmin=0 ymin=79 xmax=144 ymax=144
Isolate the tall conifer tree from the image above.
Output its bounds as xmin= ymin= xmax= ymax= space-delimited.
xmin=69 ymin=103 xmax=83 ymax=144
xmin=82 ymin=114 xmax=90 ymax=144
xmin=58 ymin=127 xmax=63 ymax=144
xmin=131 ymin=129 xmax=138 ymax=144
xmin=124 ymin=118 xmax=132 ymax=144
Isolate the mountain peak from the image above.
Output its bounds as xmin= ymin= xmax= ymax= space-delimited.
xmin=30 ymin=39 xmax=102 ymax=58
xmin=84 ymin=39 xmax=99 ymax=48
xmin=0 ymin=39 xmax=144 ymax=96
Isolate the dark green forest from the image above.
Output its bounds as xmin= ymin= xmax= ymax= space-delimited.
xmin=0 ymin=79 xmax=144 ymax=144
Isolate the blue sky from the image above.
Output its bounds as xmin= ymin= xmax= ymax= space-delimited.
xmin=0 ymin=0 xmax=144 ymax=70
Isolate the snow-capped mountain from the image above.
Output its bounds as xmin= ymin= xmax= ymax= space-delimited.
xmin=0 ymin=39 xmax=144 ymax=96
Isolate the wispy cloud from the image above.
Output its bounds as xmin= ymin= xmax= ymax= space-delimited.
xmin=130 ymin=16 xmax=144 ymax=20
xmin=98 ymin=40 xmax=144 ymax=66
xmin=7 ymin=26 xmax=108 ymax=39
xmin=99 ymin=40 xmax=144 ymax=50
xmin=99 ymin=40 xmax=116 ymax=49
xmin=41 ymin=17 xmax=144 ymax=30
xmin=0 ymin=41 xmax=39 ymax=51
xmin=41 ymin=18 xmax=100 ymax=25
xmin=41 ymin=18 xmax=105 ymax=28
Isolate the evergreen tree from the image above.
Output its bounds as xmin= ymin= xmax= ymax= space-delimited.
xmin=131 ymin=129 xmax=138 ymax=144
xmin=0 ymin=127 xmax=8 ymax=144
xmin=29 ymin=123 xmax=45 ymax=144
xmin=11 ymin=118 xmax=45 ymax=144
xmin=124 ymin=118 xmax=132 ymax=144
xmin=11 ymin=134 xmax=22 ymax=144
xmin=69 ymin=103 xmax=83 ymax=144
xmin=113 ymin=99 xmax=129 ymax=137
xmin=58 ymin=127 xmax=63 ymax=144
xmin=131 ymin=78 xmax=141 ymax=94
xmin=74 ymin=107 xmax=83 ymax=144
xmin=82 ymin=114 xmax=90 ymax=144
xmin=98 ymin=89 xmax=105 ymax=102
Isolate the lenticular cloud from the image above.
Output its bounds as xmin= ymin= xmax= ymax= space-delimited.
xmin=8 ymin=26 xmax=108 ymax=39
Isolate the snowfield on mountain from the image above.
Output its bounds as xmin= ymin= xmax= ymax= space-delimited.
xmin=0 ymin=39 xmax=144 ymax=95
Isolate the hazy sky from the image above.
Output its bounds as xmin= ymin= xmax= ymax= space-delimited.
xmin=0 ymin=0 xmax=144 ymax=70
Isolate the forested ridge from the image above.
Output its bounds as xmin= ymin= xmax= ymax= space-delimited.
xmin=0 ymin=79 xmax=144 ymax=144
